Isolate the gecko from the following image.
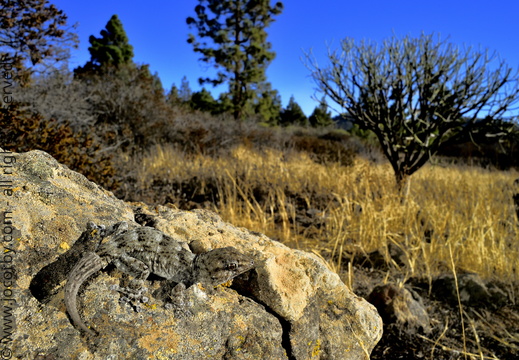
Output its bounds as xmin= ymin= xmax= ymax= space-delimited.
xmin=64 ymin=221 xmax=255 ymax=335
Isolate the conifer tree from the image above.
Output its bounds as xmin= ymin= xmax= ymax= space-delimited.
xmin=167 ymin=84 xmax=181 ymax=106
xmin=189 ymin=88 xmax=219 ymax=114
xmin=179 ymin=76 xmax=193 ymax=102
xmin=187 ymin=0 xmax=283 ymax=121
xmin=309 ymin=98 xmax=333 ymax=127
xmin=72 ymin=15 xmax=169 ymax=149
xmin=255 ymin=86 xmax=282 ymax=125
xmin=280 ymin=96 xmax=307 ymax=126
xmin=167 ymin=76 xmax=194 ymax=108
xmin=75 ymin=14 xmax=134 ymax=74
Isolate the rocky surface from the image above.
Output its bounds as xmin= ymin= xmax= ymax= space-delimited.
xmin=0 ymin=148 xmax=382 ymax=359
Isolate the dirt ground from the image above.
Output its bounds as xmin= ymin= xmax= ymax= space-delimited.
xmin=349 ymin=265 xmax=519 ymax=360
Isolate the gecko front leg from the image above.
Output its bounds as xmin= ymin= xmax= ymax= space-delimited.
xmin=110 ymin=254 xmax=152 ymax=309
xmin=159 ymin=280 xmax=197 ymax=318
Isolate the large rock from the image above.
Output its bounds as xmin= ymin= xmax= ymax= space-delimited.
xmin=0 ymin=149 xmax=382 ymax=359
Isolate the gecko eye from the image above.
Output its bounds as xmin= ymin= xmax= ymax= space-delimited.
xmin=227 ymin=262 xmax=238 ymax=271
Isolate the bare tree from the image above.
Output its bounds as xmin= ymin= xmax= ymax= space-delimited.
xmin=14 ymin=69 xmax=95 ymax=127
xmin=305 ymin=34 xmax=519 ymax=187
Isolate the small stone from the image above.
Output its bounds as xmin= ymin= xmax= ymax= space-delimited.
xmin=367 ymin=284 xmax=430 ymax=334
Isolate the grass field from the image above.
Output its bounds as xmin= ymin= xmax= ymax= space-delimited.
xmin=128 ymin=143 xmax=519 ymax=289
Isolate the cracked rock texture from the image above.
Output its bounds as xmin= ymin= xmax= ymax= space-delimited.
xmin=1 ymin=149 xmax=382 ymax=359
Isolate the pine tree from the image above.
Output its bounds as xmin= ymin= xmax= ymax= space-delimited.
xmin=167 ymin=84 xmax=181 ymax=106
xmin=187 ymin=0 xmax=283 ymax=121
xmin=189 ymin=88 xmax=219 ymax=114
xmin=280 ymin=96 xmax=307 ymax=126
xmin=179 ymin=76 xmax=192 ymax=102
xmin=308 ymin=98 xmax=333 ymax=127
xmin=217 ymin=92 xmax=233 ymax=114
xmin=168 ymin=76 xmax=194 ymax=108
xmin=71 ymin=15 xmax=170 ymax=148
xmin=255 ymin=86 xmax=282 ymax=125
xmin=148 ymin=67 xmax=165 ymax=98
xmin=75 ymin=14 xmax=134 ymax=75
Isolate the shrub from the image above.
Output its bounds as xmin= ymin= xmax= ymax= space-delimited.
xmin=292 ymin=134 xmax=355 ymax=166
xmin=0 ymin=103 xmax=118 ymax=190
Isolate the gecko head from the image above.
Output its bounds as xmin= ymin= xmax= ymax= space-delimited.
xmin=193 ymin=247 xmax=255 ymax=287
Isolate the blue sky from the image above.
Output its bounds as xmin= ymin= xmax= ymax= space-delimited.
xmin=51 ymin=0 xmax=519 ymax=115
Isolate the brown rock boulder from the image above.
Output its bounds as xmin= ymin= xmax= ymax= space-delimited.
xmin=367 ymin=284 xmax=430 ymax=334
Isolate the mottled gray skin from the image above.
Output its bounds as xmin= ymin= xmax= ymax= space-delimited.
xmin=65 ymin=222 xmax=254 ymax=335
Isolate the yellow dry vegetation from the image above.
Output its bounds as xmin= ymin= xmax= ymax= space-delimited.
xmin=133 ymin=144 xmax=519 ymax=285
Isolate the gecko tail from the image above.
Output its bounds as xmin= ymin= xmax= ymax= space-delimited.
xmin=64 ymin=252 xmax=105 ymax=335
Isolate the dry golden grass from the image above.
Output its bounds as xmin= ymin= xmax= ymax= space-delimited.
xmin=132 ymin=143 xmax=519 ymax=284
